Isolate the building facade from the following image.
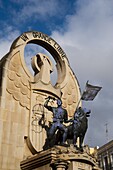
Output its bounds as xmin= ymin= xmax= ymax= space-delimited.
xmin=98 ymin=140 xmax=113 ymax=170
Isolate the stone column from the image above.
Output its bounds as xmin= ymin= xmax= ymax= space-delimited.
xmin=50 ymin=161 xmax=69 ymax=170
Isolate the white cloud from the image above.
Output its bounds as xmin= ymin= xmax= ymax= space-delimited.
xmin=0 ymin=0 xmax=113 ymax=147
xmin=51 ymin=0 xmax=113 ymax=147
xmin=13 ymin=0 xmax=67 ymax=22
xmin=0 ymin=26 xmax=20 ymax=58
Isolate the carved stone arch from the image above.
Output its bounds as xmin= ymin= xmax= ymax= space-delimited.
xmin=0 ymin=31 xmax=81 ymax=154
xmin=9 ymin=30 xmax=81 ymax=118
xmin=0 ymin=31 xmax=82 ymax=169
xmin=10 ymin=31 xmax=69 ymax=86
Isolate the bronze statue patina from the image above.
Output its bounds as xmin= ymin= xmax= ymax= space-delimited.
xmin=63 ymin=107 xmax=91 ymax=150
xmin=44 ymin=96 xmax=68 ymax=146
xmin=38 ymin=114 xmax=54 ymax=150
xmin=43 ymin=96 xmax=91 ymax=150
xmin=73 ymin=107 xmax=90 ymax=147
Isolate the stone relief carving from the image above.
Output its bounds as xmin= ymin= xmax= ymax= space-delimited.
xmin=6 ymin=51 xmax=31 ymax=110
xmin=0 ymin=31 xmax=81 ymax=153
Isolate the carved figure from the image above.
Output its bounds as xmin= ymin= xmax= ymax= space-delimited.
xmin=32 ymin=53 xmax=53 ymax=84
xmin=38 ymin=114 xmax=55 ymax=149
xmin=0 ymin=31 xmax=81 ymax=155
xmin=44 ymin=96 xmax=68 ymax=145
xmin=56 ymin=107 xmax=91 ymax=150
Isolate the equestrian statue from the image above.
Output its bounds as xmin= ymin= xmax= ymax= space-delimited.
xmin=39 ymin=96 xmax=91 ymax=150
xmin=54 ymin=106 xmax=91 ymax=150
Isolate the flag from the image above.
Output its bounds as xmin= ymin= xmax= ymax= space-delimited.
xmin=81 ymin=81 xmax=102 ymax=101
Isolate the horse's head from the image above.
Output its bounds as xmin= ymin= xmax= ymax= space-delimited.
xmin=74 ymin=107 xmax=91 ymax=121
xmin=83 ymin=108 xmax=91 ymax=117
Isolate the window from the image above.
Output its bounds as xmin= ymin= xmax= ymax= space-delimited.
xmin=98 ymin=160 xmax=102 ymax=168
xmin=110 ymin=153 xmax=113 ymax=167
xmin=103 ymin=156 xmax=108 ymax=170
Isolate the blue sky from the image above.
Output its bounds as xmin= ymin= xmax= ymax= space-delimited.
xmin=0 ymin=0 xmax=76 ymax=35
xmin=0 ymin=0 xmax=113 ymax=148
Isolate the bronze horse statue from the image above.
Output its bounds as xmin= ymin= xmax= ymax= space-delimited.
xmin=55 ymin=107 xmax=91 ymax=150
xmin=39 ymin=107 xmax=91 ymax=150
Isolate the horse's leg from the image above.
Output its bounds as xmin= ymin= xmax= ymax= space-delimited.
xmin=62 ymin=128 xmax=68 ymax=144
xmin=55 ymin=130 xmax=63 ymax=145
xmin=79 ymin=134 xmax=85 ymax=151
xmin=73 ymin=132 xmax=78 ymax=147
xmin=80 ymin=128 xmax=87 ymax=147
xmin=47 ymin=123 xmax=57 ymax=147
xmin=79 ymin=136 xmax=83 ymax=148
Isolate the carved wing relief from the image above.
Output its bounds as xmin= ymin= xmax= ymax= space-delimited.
xmin=1 ymin=31 xmax=81 ymax=154
xmin=60 ymin=58 xmax=81 ymax=117
xmin=6 ymin=51 xmax=31 ymax=110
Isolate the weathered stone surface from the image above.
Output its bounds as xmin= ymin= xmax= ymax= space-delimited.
xmin=0 ymin=31 xmax=81 ymax=170
xmin=20 ymin=146 xmax=101 ymax=170
xmin=0 ymin=31 xmax=101 ymax=170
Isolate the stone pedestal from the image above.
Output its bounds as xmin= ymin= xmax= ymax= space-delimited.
xmin=20 ymin=146 xmax=101 ymax=170
xmin=51 ymin=161 xmax=69 ymax=170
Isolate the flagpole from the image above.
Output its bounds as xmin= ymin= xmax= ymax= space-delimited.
xmin=74 ymin=93 xmax=83 ymax=114
xmin=74 ymin=81 xmax=88 ymax=113
xmin=76 ymin=97 xmax=81 ymax=110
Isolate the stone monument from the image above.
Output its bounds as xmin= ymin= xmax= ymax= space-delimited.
xmin=0 ymin=31 xmax=101 ymax=170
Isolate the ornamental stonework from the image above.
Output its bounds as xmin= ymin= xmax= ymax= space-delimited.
xmin=0 ymin=31 xmax=101 ymax=170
